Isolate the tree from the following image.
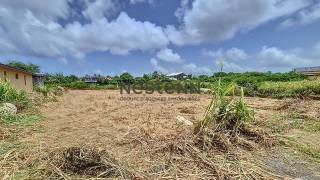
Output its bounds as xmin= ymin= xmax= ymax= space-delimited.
xmin=152 ymin=71 xmax=162 ymax=79
xmin=110 ymin=76 xmax=120 ymax=85
xmin=120 ymin=72 xmax=134 ymax=83
xmin=7 ymin=61 xmax=40 ymax=74
xmin=142 ymin=73 xmax=152 ymax=81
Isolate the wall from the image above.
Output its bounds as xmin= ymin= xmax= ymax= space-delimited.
xmin=0 ymin=66 xmax=33 ymax=92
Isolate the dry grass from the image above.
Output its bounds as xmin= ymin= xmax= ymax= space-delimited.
xmin=1 ymin=90 xmax=320 ymax=179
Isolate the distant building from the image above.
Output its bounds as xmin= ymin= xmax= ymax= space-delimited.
xmin=0 ymin=63 xmax=33 ymax=92
xmin=294 ymin=66 xmax=320 ymax=76
xmin=105 ymin=76 xmax=113 ymax=81
xmin=84 ymin=75 xmax=98 ymax=85
xmin=166 ymin=72 xmax=187 ymax=80
xmin=33 ymin=73 xmax=45 ymax=87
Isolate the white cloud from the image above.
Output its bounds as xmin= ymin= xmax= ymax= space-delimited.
xmin=156 ymin=48 xmax=183 ymax=63
xmin=182 ymin=63 xmax=212 ymax=75
xmin=167 ymin=0 xmax=311 ymax=45
xmin=0 ymin=2 xmax=169 ymax=59
xmin=82 ymin=0 xmax=118 ymax=20
xmin=150 ymin=49 xmax=211 ymax=74
xmin=214 ymin=60 xmax=244 ymax=72
xmin=150 ymin=48 xmax=183 ymax=74
xmin=258 ymin=46 xmax=312 ymax=68
xmin=94 ymin=69 xmax=103 ymax=74
xmin=129 ymin=0 xmax=154 ymax=4
xmin=150 ymin=58 xmax=168 ymax=73
xmin=203 ymin=48 xmax=248 ymax=61
xmin=0 ymin=0 xmax=70 ymax=22
xmin=280 ymin=3 xmax=320 ymax=28
xmin=64 ymin=12 xmax=169 ymax=56
xmin=203 ymin=45 xmax=319 ymax=72
xmin=174 ymin=0 xmax=189 ymax=21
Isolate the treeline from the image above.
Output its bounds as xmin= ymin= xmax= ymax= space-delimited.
xmin=44 ymin=71 xmax=306 ymax=85
xmin=7 ymin=61 xmax=317 ymax=98
xmin=43 ymin=71 xmax=308 ymax=91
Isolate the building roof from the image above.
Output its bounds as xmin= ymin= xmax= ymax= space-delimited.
xmin=33 ymin=73 xmax=45 ymax=77
xmin=0 ymin=63 xmax=33 ymax=75
xmin=166 ymin=72 xmax=186 ymax=77
xmin=294 ymin=66 xmax=320 ymax=76
xmin=294 ymin=66 xmax=320 ymax=72
xmin=85 ymin=79 xmax=98 ymax=83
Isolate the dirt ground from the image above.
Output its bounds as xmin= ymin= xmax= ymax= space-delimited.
xmin=18 ymin=90 xmax=320 ymax=179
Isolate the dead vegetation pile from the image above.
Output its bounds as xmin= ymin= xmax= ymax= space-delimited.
xmin=48 ymin=147 xmax=137 ymax=179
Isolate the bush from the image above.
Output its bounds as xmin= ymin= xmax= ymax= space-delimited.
xmin=64 ymin=81 xmax=90 ymax=90
xmin=96 ymin=84 xmax=119 ymax=90
xmin=0 ymin=81 xmax=30 ymax=110
xmin=34 ymin=85 xmax=65 ymax=97
xmin=258 ymin=80 xmax=320 ymax=98
xmin=195 ymin=79 xmax=254 ymax=134
xmin=34 ymin=85 xmax=50 ymax=96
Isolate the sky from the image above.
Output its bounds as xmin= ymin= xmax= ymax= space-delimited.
xmin=0 ymin=0 xmax=320 ymax=76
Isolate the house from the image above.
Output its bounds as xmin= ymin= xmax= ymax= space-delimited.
xmin=105 ymin=76 xmax=113 ymax=81
xmin=166 ymin=72 xmax=187 ymax=80
xmin=84 ymin=75 xmax=98 ymax=85
xmin=0 ymin=63 xmax=33 ymax=92
xmin=294 ymin=66 xmax=320 ymax=76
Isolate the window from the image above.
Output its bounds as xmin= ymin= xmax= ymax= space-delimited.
xmin=24 ymin=75 xmax=27 ymax=85
xmin=16 ymin=73 xmax=19 ymax=79
xmin=4 ymin=71 xmax=7 ymax=82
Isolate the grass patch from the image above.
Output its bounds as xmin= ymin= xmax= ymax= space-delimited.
xmin=1 ymin=114 xmax=43 ymax=127
xmin=282 ymin=137 xmax=320 ymax=161
xmin=258 ymin=80 xmax=320 ymax=98
xmin=261 ymin=112 xmax=320 ymax=133
xmin=0 ymin=142 xmax=20 ymax=155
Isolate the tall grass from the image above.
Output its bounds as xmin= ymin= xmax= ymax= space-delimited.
xmin=34 ymin=84 xmax=64 ymax=97
xmin=258 ymin=80 xmax=320 ymax=98
xmin=0 ymin=81 xmax=30 ymax=109
xmin=195 ymin=79 xmax=254 ymax=134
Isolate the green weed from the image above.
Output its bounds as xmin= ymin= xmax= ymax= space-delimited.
xmin=1 ymin=114 xmax=43 ymax=127
xmin=262 ymin=113 xmax=320 ymax=133
xmin=282 ymin=137 xmax=320 ymax=161
xmin=0 ymin=81 xmax=30 ymax=109
xmin=258 ymin=80 xmax=320 ymax=98
xmin=0 ymin=142 xmax=20 ymax=155
xmin=195 ymin=79 xmax=254 ymax=134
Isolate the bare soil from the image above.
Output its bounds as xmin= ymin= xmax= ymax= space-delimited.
xmin=18 ymin=90 xmax=320 ymax=179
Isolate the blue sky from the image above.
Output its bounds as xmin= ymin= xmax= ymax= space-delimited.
xmin=0 ymin=0 xmax=320 ymax=76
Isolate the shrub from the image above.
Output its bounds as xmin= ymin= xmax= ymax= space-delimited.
xmin=34 ymin=85 xmax=65 ymax=97
xmin=195 ymin=79 xmax=254 ymax=134
xmin=0 ymin=81 xmax=30 ymax=110
xmin=34 ymin=85 xmax=50 ymax=96
xmin=64 ymin=81 xmax=90 ymax=89
xmin=258 ymin=80 xmax=320 ymax=98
